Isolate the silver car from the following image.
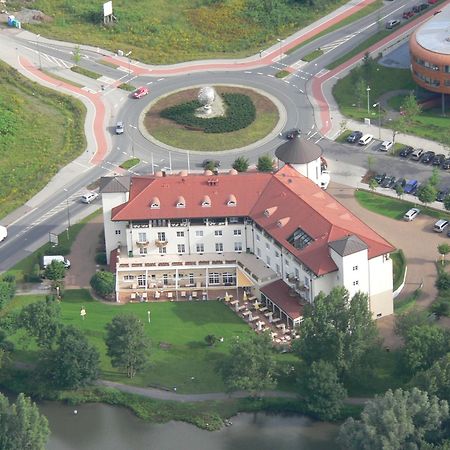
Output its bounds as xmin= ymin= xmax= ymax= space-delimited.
xmin=115 ymin=121 xmax=124 ymax=135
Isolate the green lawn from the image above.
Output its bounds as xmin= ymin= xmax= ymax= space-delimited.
xmin=7 ymin=290 xmax=256 ymax=393
xmin=22 ymin=0 xmax=357 ymax=65
xmin=355 ymin=190 xmax=450 ymax=222
xmin=391 ymin=250 xmax=406 ymax=292
xmin=0 ymin=61 xmax=86 ymax=219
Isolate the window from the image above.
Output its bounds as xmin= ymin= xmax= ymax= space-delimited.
xmin=158 ymin=247 xmax=166 ymax=254
xmin=215 ymin=230 xmax=223 ymax=236
xmin=177 ymin=244 xmax=185 ymax=253
xmin=138 ymin=232 xmax=147 ymax=242
xmin=176 ymin=231 xmax=184 ymax=237
xmin=163 ymin=274 xmax=168 ymax=285
xmin=287 ymin=228 xmax=314 ymax=250
xmin=353 ymin=265 xmax=358 ymax=271
xmin=353 ymin=280 xmax=359 ymax=286
xmin=223 ymin=272 xmax=235 ymax=284
xmin=157 ymin=232 xmax=166 ymax=241
xmin=189 ymin=273 xmax=194 ymax=284
xmin=115 ymin=230 xmax=121 ymax=235
xmin=123 ymin=275 xmax=134 ymax=281
xmin=196 ymin=243 xmax=204 ymax=253
xmin=209 ymin=272 xmax=220 ymax=285
xmin=275 ymin=250 xmax=279 ymax=258
xmin=266 ymin=243 xmax=270 ymax=250
xmin=139 ymin=247 xmax=147 ymax=255
xmin=137 ymin=275 xmax=146 ymax=287
xmin=215 ymin=243 xmax=223 ymax=252
xmin=276 ymin=264 xmax=280 ymax=274
xmin=285 ymin=259 xmax=289 ymax=267
xmin=266 ymin=256 xmax=271 ymax=266
xmin=257 ymin=248 xmax=261 ymax=257
xmin=256 ymin=234 xmax=260 ymax=241
xmin=234 ymin=242 xmax=242 ymax=252
xmin=234 ymin=229 xmax=241 ymax=236
xmin=195 ymin=230 xmax=204 ymax=237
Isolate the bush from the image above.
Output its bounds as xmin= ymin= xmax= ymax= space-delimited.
xmin=90 ymin=271 xmax=115 ymax=298
xmin=436 ymin=273 xmax=450 ymax=291
xmin=160 ymin=93 xmax=256 ymax=133
xmin=95 ymin=252 xmax=107 ymax=265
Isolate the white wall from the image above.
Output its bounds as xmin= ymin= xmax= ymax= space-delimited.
xmin=368 ymin=254 xmax=394 ymax=318
xmin=291 ymin=159 xmax=321 ymax=185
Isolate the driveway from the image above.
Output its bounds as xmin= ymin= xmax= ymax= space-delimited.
xmin=328 ymin=183 xmax=442 ymax=347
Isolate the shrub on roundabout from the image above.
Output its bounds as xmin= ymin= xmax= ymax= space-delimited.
xmin=160 ymin=93 xmax=256 ymax=133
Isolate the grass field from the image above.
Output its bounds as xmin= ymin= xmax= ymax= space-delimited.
xmin=6 ymin=290 xmax=259 ymax=393
xmin=18 ymin=0 xmax=359 ymax=65
xmin=0 ymin=61 xmax=86 ymax=219
xmin=391 ymin=250 xmax=406 ymax=292
xmin=145 ymin=87 xmax=279 ymax=151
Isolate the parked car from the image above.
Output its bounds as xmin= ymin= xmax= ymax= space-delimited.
xmin=433 ymin=219 xmax=449 ymax=233
xmin=386 ymin=19 xmax=401 ymax=29
xmin=286 ymin=128 xmax=301 ymax=140
xmin=421 ymin=151 xmax=435 ymax=164
xmin=132 ymin=86 xmax=149 ymax=99
xmin=412 ymin=183 xmax=421 ymax=196
xmin=399 ymin=146 xmax=414 ymax=158
xmin=374 ymin=173 xmax=386 ymax=184
xmin=346 ymin=131 xmax=363 ymax=143
xmin=410 ymin=148 xmax=424 ymax=161
xmin=115 ymin=121 xmax=124 ymax=135
xmin=443 ymin=158 xmax=450 ymax=170
xmin=358 ymin=134 xmax=374 ymax=145
xmin=419 ymin=3 xmax=429 ymax=10
xmin=379 ymin=141 xmax=393 ymax=152
xmin=394 ymin=178 xmax=407 ymax=190
xmin=404 ymin=180 xmax=418 ymax=194
xmin=403 ymin=208 xmax=420 ymax=221
xmin=381 ymin=176 xmax=395 ymax=188
xmin=403 ymin=10 xmax=414 ymax=19
xmin=428 ymin=0 xmax=438 ymax=4
xmin=0 ymin=225 xmax=7 ymax=242
xmin=81 ymin=191 xmax=99 ymax=204
xmin=202 ymin=159 xmax=220 ymax=168
xmin=436 ymin=191 xmax=448 ymax=202
xmin=432 ymin=154 xmax=445 ymax=166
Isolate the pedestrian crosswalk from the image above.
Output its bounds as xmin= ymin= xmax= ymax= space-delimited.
xmin=41 ymin=53 xmax=72 ymax=68
xmin=319 ymin=32 xmax=358 ymax=54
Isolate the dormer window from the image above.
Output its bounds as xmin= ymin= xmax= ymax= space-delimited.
xmin=227 ymin=194 xmax=236 ymax=207
xmin=150 ymin=197 xmax=160 ymax=209
xmin=277 ymin=217 xmax=290 ymax=228
xmin=176 ymin=196 xmax=186 ymax=208
xmin=202 ymin=195 xmax=211 ymax=207
xmin=264 ymin=206 xmax=277 ymax=217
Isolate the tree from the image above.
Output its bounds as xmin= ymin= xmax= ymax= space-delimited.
xmin=413 ymin=354 xmax=450 ymax=403
xmin=0 ymin=275 xmax=16 ymax=309
xmin=105 ymin=314 xmax=150 ymax=378
xmin=403 ymin=325 xmax=449 ymax=374
xmin=204 ymin=161 xmax=217 ymax=172
xmin=298 ymin=360 xmax=347 ymax=420
xmin=398 ymin=92 xmax=422 ymax=132
xmin=436 ymin=273 xmax=450 ymax=290
xmin=44 ymin=260 xmax=66 ymax=292
xmin=417 ymin=184 xmax=437 ymax=207
xmin=205 ymin=334 xmax=217 ymax=346
xmin=0 ymin=393 xmax=50 ymax=450
xmin=294 ymin=288 xmax=378 ymax=375
xmin=337 ymin=388 xmax=449 ymax=450
xmin=394 ymin=309 xmax=429 ymax=339
xmin=438 ymin=243 xmax=450 ymax=265
xmin=368 ymin=178 xmax=378 ymax=192
xmin=232 ymin=156 xmax=249 ymax=172
xmin=18 ymin=296 xmax=61 ymax=348
xmin=220 ymin=332 xmax=276 ymax=394
xmin=429 ymin=167 xmax=441 ymax=188
xmin=41 ymin=325 xmax=99 ymax=389
xmin=72 ymin=45 xmax=81 ymax=65
xmin=395 ymin=183 xmax=404 ymax=199
xmin=0 ymin=328 xmax=13 ymax=369
xmin=257 ymin=154 xmax=274 ymax=172
xmin=90 ymin=271 xmax=115 ymax=298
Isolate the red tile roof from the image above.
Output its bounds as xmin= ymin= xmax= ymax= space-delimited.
xmin=261 ymin=279 xmax=304 ymax=320
xmin=110 ymin=166 xmax=395 ymax=276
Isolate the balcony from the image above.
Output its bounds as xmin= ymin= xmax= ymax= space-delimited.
xmin=136 ymin=240 xmax=149 ymax=247
xmin=155 ymin=239 xmax=168 ymax=247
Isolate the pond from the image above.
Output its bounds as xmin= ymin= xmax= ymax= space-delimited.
xmin=40 ymin=401 xmax=338 ymax=450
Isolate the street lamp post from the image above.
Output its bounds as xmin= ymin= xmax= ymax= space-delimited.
xmin=277 ymin=38 xmax=284 ymax=61
xmin=63 ymin=188 xmax=71 ymax=239
xmin=373 ymin=102 xmax=381 ymax=139
xmin=125 ymin=50 xmax=132 ymax=75
xmin=36 ymin=34 xmax=42 ymax=69
xmin=129 ymin=124 xmax=137 ymax=157
xmin=366 ymin=86 xmax=371 ymax=115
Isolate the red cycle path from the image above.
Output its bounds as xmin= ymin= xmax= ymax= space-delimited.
xmin=312 ymin=1 xmax=450 ymax=136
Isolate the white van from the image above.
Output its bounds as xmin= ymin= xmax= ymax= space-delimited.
xmin=0 ymin=225 xmax=7 ymax=242
xmin=403 ymin=208 xmax=420 ymax=221
xmin=358 ymin=134 xmax=374 ymax=145
xmin=42 ymin=255 xmax=71 ymax=269
xmin=433 ymin=219 xmax=449 ymax=233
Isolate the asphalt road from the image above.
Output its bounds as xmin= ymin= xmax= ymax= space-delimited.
xmin=0 ymin=0 xmax=443 ymax=271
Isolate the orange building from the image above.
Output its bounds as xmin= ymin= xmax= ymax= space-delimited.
xmin=409 ymin=5 xmax=450 ymax=107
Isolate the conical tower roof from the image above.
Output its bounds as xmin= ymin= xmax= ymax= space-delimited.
xmin=275 ymin=137 xmax=322 ymax=164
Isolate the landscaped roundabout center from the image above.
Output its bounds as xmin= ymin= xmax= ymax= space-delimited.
xmin=143 ymin=85 xmax=281 ymax=151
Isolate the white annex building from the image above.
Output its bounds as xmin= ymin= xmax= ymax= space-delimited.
xmin=100 ymin=138 xmax=394 ymax=326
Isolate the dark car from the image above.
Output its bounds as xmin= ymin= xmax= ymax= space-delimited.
xmin=374 ymin=173 xmax=386 ymax=184
xmin=404 ymin=179 xmax=418 ymax=194
xmin=286 ymin=129 xmax=301 ymax=140
xmin=394 ymin=178 xmax=407 ymax=190
xmin=419 ymin=3 xmax=429 ymax=10
xmin=412 ymin=183 xmax=421 ymax=196
xmin=399 ymin=146 xmax=414 ymax=158
xmin=347 ymin=131 xmax=363 ymax=144
xmin=403 ymin=10 xmax=414 ymax=19
xmin=412 ymin=5 xmax=420 ymax=12
xmin=381 ymin=176 xmax=395 ymax=188
xmin=442 ymin=159 xmax=450 ymax=170
xmin=202 ymin=159 xmax=220 ymax=168
xmin=432 ymin=154 xmax=446 ymax=166
xmin=437 ymin=191 xmax=448 ymax=202
xmin=421 ymin=151 xmax=435 ymax=164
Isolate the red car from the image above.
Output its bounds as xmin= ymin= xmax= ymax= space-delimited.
xmin=132 ymin=86 xmax=149 ymax=99
xmin=428 ymin=0 xmax=438 ymax=4
xmin=403 ymin=10 xmax=414 ymax=19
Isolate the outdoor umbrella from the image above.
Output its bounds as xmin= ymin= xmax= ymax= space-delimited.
xmin=242 ymin=291 xmax=248 ymax=302
xmin=224 ymin=292 xmax=230 ymax=302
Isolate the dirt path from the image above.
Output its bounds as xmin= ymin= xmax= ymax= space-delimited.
xmin=65 ymin=214 xmax=103 ymax=289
